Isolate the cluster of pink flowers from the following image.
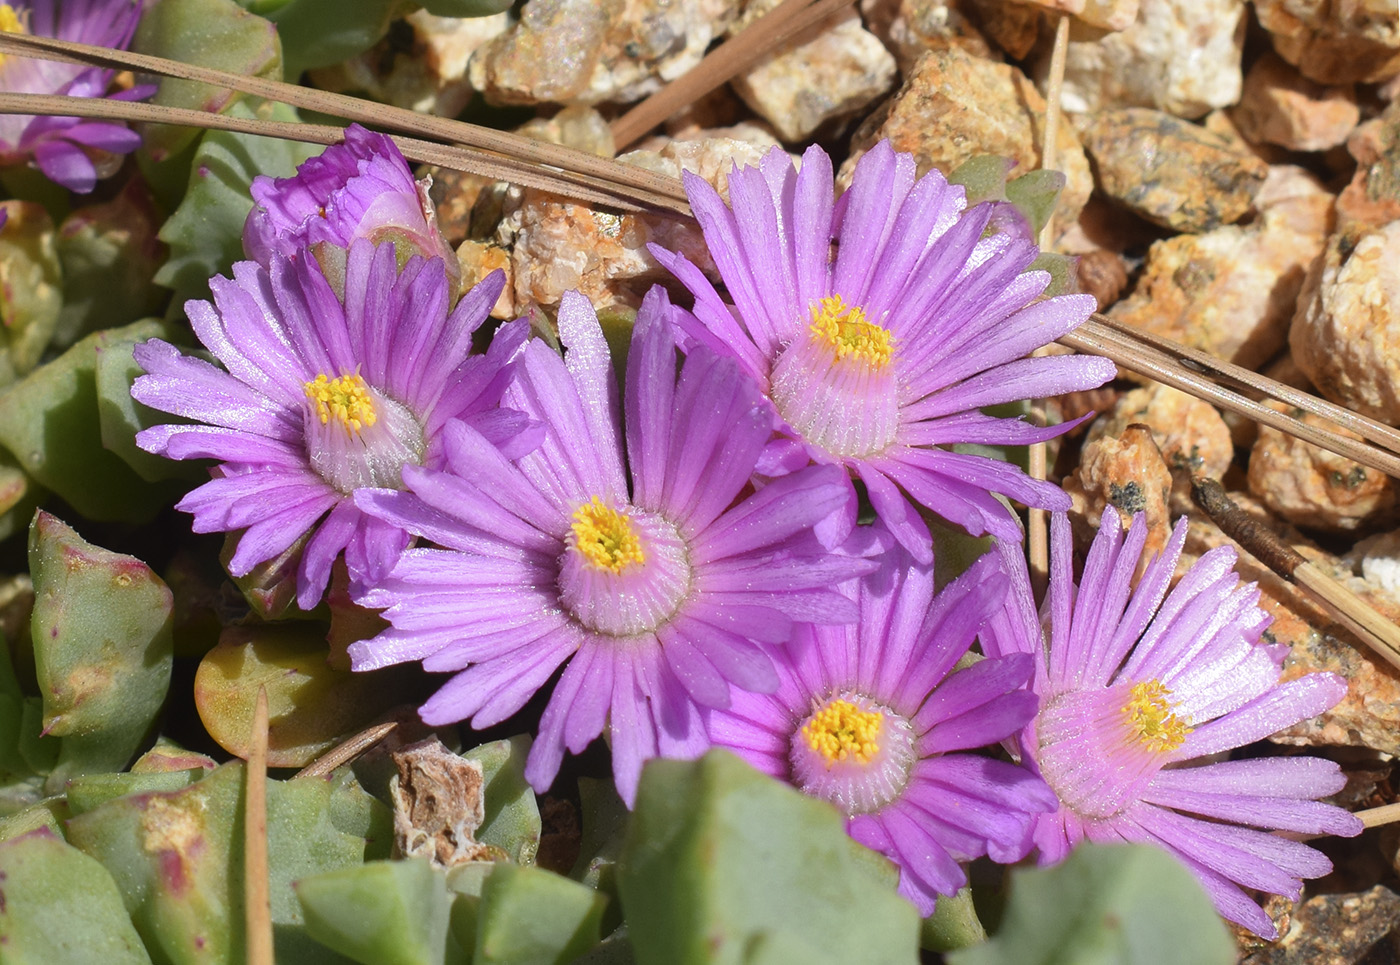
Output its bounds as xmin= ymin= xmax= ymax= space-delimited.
xmin=132 ymin=125 xmax=1360 ymax=936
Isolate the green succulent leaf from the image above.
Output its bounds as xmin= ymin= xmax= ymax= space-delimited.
xmin=0 ymin=200 xmax=63 ymax=386
xmin=0 ymin=827 xmax=152 ymax=964
xmin=133 ymin=0 xmax=282 ymax=162
xmin=296 ymin=858 xmax=461 ymax=965
xmin=94 ymin=331 xmax=209 ymax=484
xmin=947 ymin=843 xmax=1234 ymax=965
xmin=154 ymin=98 xmax=319 ymax=308
xmin=0 ymin=320 xmax=185 ymax=522
xmin=618 ymin=750 xmax=919 ymax=965
xmin=66 ymin=762 xmax=393 ymax=965
xmin=462 ymin=736 xmax=542 ymax=865
xmin=29 ymin=511 xmax=174 ymax=791
xmin=1005 ymin=169 xmax=1066 ymax=240
xmin=474 ymin=863 xmax=609 ymax=965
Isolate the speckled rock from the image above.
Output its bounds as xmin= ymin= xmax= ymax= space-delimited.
xmin=1049 ymin=0 xmax=1246 ymax=119
xmin=841 ymin=45 xmax=1093 ymax=228
xmin=469 ymin=0 xmax=610 ymax=105
xmin=1106 ymin=165 xmax=1333 ymax=369
xmin=1243 ymin=887 xmax=1400 ymax=965
xmin=731 ymin=15 xmax=897 ymax=143
xmin=584 ymin=0 xmax=742 ymax=104
xmin=308 ymin=11 xmax=509 ymax=117
xmin=963 ymin=0 xmax=1042 ymax=58
xmin=1290 ymin=219 xmax=1400 ymax=425
xmin=1178 ymin=494 xmax=1400 ymax=758
xmin=1080 ymin=108 xmax=1268 ymax=233
xmin=516 ymin=105 xmax=616 ymax=158
xmin=1254 ymin=0 xmax=1400 ymax=85
xmin=859 ymin=0 xmax=994 ymax=73
xmin=1007 ymin=0 xmax=1137 ymax=31
xmin=1085 ymin=384 xmax=1233 ymax=490
xmin=1247 ymin=401 xmax=1398 ymax=533
xmin=1232 ymin=52 xmax=1360 ymax=153
xmin=1337 ymin=99 xmax=1400 ymax=234
xmin=455 ymin=241 xmax=514 ymax=319
xmin=1065 ymin=423 xmax=1173 ymax=561
xmin=503 ymin=133 xmax=779 ymax=311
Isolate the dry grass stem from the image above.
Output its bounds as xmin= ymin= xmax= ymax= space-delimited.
xmin=610 ymin=0 xmax=857 ymax=149
xmin=0 ymin=30 xmax=691 ymax=214
xmin=294 ymin=720 xmax=400 ymax=780
xmin=1192 ymin=478 xmax=1400 ymax=673
xmin=1063 ymin=319 xmax=1400 ymax=481
xmin=1358 ymin=802 xmax=1400 ymax=830
xmin=245 ymin=687 xmax=273 ymax=965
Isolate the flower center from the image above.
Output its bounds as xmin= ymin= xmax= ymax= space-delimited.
xmin=305 ymin=373 xmax=377 ymax=432
xmin=790 ymin=693 xmax=916 ymax=816
xmin=0 ymin=5 xmax=28 ymax=70
xmin=570 ymin=497 xmax=645 ymax=574
xmin=769 ymin=295 xmax=901 ymax=461
xmin=301 ymin=372 xmax=424 ymax=495
xmin=1036 ymin=678 xmax=1190 ymax=820
xmin=808 ymin=295 xmax=893 ymax=369
xmin=557 ymin=498 xmax=692 ymax=638
xmin=802 ymin=698 xmax=883 ymax=765
xmin=1122 ymin=680 xmax=1191 ymax=753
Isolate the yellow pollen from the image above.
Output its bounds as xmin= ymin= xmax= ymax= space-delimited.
xmin=808 ymin=295 xmax=894 ymax=369
xmin=304 ymin=373 xmax=378 ymax=433
xmin=0 ymin=5 xmax=27 ymax=68
xmin=571 ymin=497 xmax=645 ymax=574
xmin=803 ymin=699 xmax=883 ymax=766
xmin=1122 ymin=680 xmax=1192 ymax=753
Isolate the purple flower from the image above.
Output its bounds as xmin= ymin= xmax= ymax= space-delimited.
xmin=650 ymin=141 xmax=1116 ymax=561
xmin=243 ymin=123 xmax=457 ymax=285
xmin=351 ymin=287 xmax=877 ymax=805
xmin=0 ymin=0 xmax=149 ymax=192
xmin=132 ymin=240 xmax=530 ymax=610
xmin=982 ymin=508 xmax=1363 ymax=938
xmin=706 ymin=531 xmax=1057 ymax=915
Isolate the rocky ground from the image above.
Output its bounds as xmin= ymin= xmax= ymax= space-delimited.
xmin=311 ymin=1 xmax=1400 ymax=959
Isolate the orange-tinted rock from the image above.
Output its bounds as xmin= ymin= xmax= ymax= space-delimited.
xmin=1231 ymin=52 xmax=1359 ymax=152
xmin=1065 ymin=423 xmax=1174 ymax=561
xmin=1086 ymin=384 xmax=1233 ymax=503
xmin=1254 ymin=0 xmax=1400 ymax=85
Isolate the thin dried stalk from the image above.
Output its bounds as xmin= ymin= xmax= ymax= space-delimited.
xmin=295 ymin=720 xmax=399 ymax=780
xmin=0 ymin=30 xmax=690 ymax=213
xmin=1096 ymin=315 xmax=1400 ymax=457
xmin=1027 ymin=12 xmax=1072 ymax=591
xmin=1358 ymin=802 xmax=1400 ymax=830
xmin=610 ymin=0 xmax=857 ymax=150
xmin=245 ymin=687 xmax=273 ymax=965
xmin=0 ymin=92 xmax=680 ymax=213
xmin=1061 ymin=318 xmax=1400 ymax=481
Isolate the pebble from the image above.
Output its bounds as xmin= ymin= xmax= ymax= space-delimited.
xmin=503 ymin=133 xmax=779 ymax=311
xmin=1243 ymin=887 xmax=1400 ymax=965
xmin=1105 ymin=164 xmax=1333 ymax=369
xmin=859 ymin=0 xmax=995 ymax=74
xmin=1247 ymin=401 xmax=1398 ymax=533
xmin=1231 ymin=52 xmax=1360 ymax=153
xmin=841 ymin=46 xmax=1093 ymax=229
xmin=961 ymin=0 xmax=1041 ymax=59
xmin=1007 ymin=0 xmax=1137 ymax=32
xmin=455 ymin=241 xmax=515 ymax=319
xmin=1064 ymin=423 xmax=1174 ymax=562
xmin=584 ymin=0 xmax=742 ymax=105
xmin=1085 ymin=384 xmax=1233 ymax=497
xmin=731 ymin=15 xmax=897 ymax=143
xmin=468 ymin=0 xmax=610 ymax=105
xmin=1289 ymin=219 xmax=1400 ymax=425
xmin=1337 ymin=99 xmax=1400 ymax=234
xmin=308 ymin=11 xmax=509 ymax=117
xmin=1050 ymin=0 xmax=1246 ymax=119
xmin=1079 ymin=108 xmax=1268 ymax=233
xmin=1253 ymin=0 xmax=1400 ymax=85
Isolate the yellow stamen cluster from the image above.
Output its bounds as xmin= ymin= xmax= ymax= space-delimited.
xmin=571 ymin=497 xmax=645 ymax=574
xmin=1122 ymin=680 xmax=1191 ymax=753
xmin=0 ymin=5 xmax=27 ymax=68
xmin=304 ymin=373 xmax=378 ymax=433
xmin=809 ymin=295 xmax=894 ymax=369
xmin=803 ymin=698 xmax=883 ymax=766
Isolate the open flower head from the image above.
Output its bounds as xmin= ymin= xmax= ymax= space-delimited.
xmin=0 ymin=0 xmax=149 ymax=192
xmin=132 ymin=239 xmax=531 ymax=610
xmin=982 ymin=508 xmax=1364 ymax=938
xmin=707 ymin=530 xmax=1057 ymax=915
xmin=243 ymin=123 xmax=458 ymax=290
xmin=351 ymin=286 xmax=877 ymax=805
xmin=650 ymin=141 xmax=1116 ymax=561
